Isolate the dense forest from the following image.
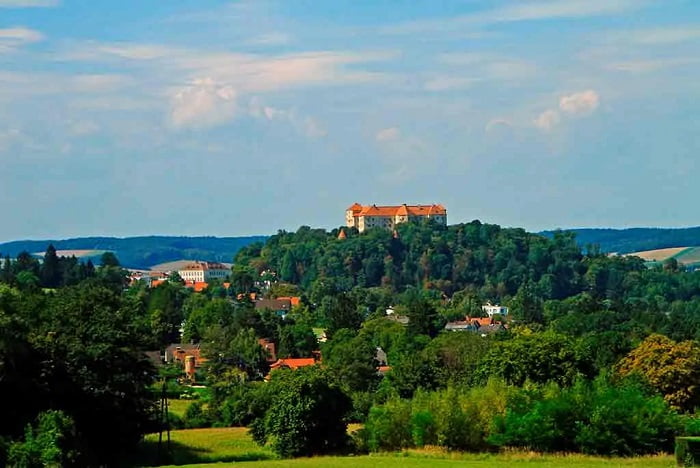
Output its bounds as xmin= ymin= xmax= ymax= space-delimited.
xmin=2 ymin=220 xmax=700 ymax=465
xmin=0 ymin=235 xmax=267 ymax=269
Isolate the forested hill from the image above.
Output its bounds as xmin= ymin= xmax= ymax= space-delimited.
xmin=0 ymin=235 xmax=267 ymax=269
xmin=540 ymin=226 xmax=700 ymax=254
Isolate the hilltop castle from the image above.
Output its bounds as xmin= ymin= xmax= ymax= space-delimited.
xmin=346 ymin=203 xmax=447 ymax=233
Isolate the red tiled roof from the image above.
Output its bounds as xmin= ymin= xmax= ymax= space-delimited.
xmin=269 ymin=358 xmax=316 ymax=370
xmin=466 ymin=316 xmax=497 ymax=327
xmin=276 ymin=296 xmax=301 ymax=307
xmin=351 ymin=204 xmax=446 ymax=218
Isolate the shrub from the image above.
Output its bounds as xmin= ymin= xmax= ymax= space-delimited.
xmin=575 ymin=384 xmax=679 ymax=455
xmin=8 ymin=411 xmax=78 ymax=467
xmin=183 ymin=401 xmax=212 ymax=429
xmin=363 ymin=399 xmax=412 ymax=451
xmin=252 ymin=367 xmax=352 ymax=457
xmin=491 ymin=379 xmax=680 ymax=456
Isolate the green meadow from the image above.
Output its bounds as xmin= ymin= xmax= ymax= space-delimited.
xmin=138 ymin=427 xmax=675 ymax=468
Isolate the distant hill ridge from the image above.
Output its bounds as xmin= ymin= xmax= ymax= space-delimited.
xmin=0 ymin=235 xmax=267 ymax=270
xmin=540 ymin=226 xmax=700 ymax=254
xmin=3 ymin=225 xmax=699 ymax=270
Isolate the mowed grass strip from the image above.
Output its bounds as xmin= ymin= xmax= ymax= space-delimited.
xmin=156 ymin=452 xmax=674 ymax=468
xmin=137 ymin=427 xmax=274 ymax=466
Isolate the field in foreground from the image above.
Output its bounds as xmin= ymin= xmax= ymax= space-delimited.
xmin=137 ymin=427 xmax=675 ymax=468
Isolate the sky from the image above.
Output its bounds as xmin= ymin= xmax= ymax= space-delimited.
xmin=1 ymin=0 xmax=699 ymax=241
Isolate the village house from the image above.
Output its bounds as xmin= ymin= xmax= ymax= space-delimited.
xmin=254 ymin=297 xmax=300 ymax=318
xmin=164 ymin=343 xmax=208 ymax=381
xmin=177 ymin=261 xmax=230 ymax=283
xmin=345 ymin=203 xmax=447 ymax=233
xmin=445 ymin=316 xmax=507 ymax=336
xmin=482 ymin=302 xmax=509 ymax=317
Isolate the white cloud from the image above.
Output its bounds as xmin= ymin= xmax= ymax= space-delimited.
xmin=375 ymin=127 xmax=401 ymax=142
xmin=534 ymin=109 xmax=560 ymax=131
xmin=170 ymin=78 xmax=237 ymax=129
xmin=60 ymin=42 xmax=392 ymax=93
xmin=485 ymin=0 xmax=647 ymax=23
xmin=248 ymin=97 xmax=326 ymax=138
xmin=0 ymin=27 xmax=43 ymax=52
xmin=0 ymin=0 xmax=57 ymax=7
xmin=383 ymin=0 xmax=648 ymax=35
xmin=534 ymin=90 xmax=600 ymax=132
xmin=559 ymin=90 xmax=600 ymax=115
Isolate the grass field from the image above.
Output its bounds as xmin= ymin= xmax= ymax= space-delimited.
xmin=138 ymin=427 xmax=675 ymax=468
xmin=136 ymin=427 xmax=274 ymax=466
xmin=626 ymin=247 xmax=690 ymax=262
xmin=675 ymin=247 xmax=700 ymax=266
xmin=32 ymin=249 xmax=107 ymax=258
xmin=167 ymin=399 xmax=194 ymax=419
xmin=156 ymin=452 xmax=675 ymax=468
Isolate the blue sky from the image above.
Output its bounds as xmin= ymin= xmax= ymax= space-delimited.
xmin=1 ymin=0 xmax=699 ymax=241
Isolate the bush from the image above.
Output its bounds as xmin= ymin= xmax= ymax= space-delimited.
xmin=575 ymin=384 xmax=679 ymax=455
xmin=183 ymin=401 xmax=212 ymax=429
xmin=363 ymin=399 xmax=413 ymax=451
xmin=363 ymin=387 xmax=493 ymax=452
xmin=491 ymin=379 xmax=680 ymax=456
xmin=684 ymin=416 xmax=700 ymax=436
xmin=252 ymin=367 xmax=352 ymax=457
xmin=7 ymin=411 xmax=78 ymax=467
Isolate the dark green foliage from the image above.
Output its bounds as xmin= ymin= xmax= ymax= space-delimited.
xmin=676 ymin=437 xmax=700 ymax=467
xmin=252 ymin=367 xmax=352 ymax=457
xmin=363 ymin=399 xmax=412 ymax=451
xmin=0 ymin=282 xmax=157 ymax=466
xmin=491 ymin=380 xmax=680 ymax=455
xmin=362 ymin=386 xmax=493 ymax=452
xmin=277 ymin=322 xmax=318 ymax=358
xmin=40 ymin=244 xmax=61 ymax=288
xmin=476 ymin=331 xmax=591 ymax=386
xmin=183 ymin=401 xmax=212 ymax=428
xmin=146 ymin=281 xmax=189 ymax=345
xmin=322 ymin=329 xmax=378 ymax=393
xmin=8 ymin=410 xmax=78 ymax=468
xmin=236 ymin=222 xmax=585 ymax=301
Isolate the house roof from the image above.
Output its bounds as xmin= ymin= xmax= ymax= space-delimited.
xmin=165 ymin=344 xmax=208 ymax=367
xmin=179 ymin=261 xmax=230 ymax=271
xmin=351 ymin=204 xmax=446 ymax=218
xmin=269 ymin=358 xmax=317 ymax=370
xmin=276 ymin=296 xmax=301 ymax=307
xmin=255 ymin=298 xmax=292 ymax=311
